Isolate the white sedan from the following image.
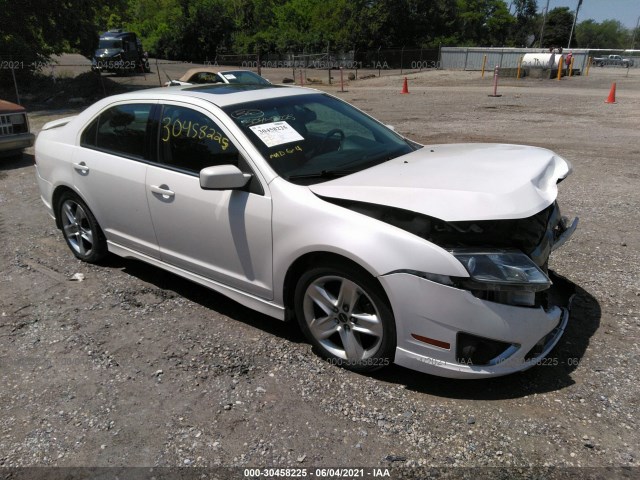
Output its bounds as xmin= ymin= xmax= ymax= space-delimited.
xmin=34 ymin=83 xmax=578 ymax=378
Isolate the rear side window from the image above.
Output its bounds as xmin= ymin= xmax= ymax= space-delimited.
xmin=81 ymin=103 xmax=152 ymax=159
xmin=189 ymin=72 xmax=222 ymax=84
xmin=80 ymin=119 xmax=98 ymax=147
xmin=158 ymin=105 xmax=239 ymax=174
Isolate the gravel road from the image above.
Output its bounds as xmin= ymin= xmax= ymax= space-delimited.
xmin=1 ymin=64 xmax=638 ymax=479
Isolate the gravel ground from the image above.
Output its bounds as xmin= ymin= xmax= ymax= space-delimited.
xmin=0 ymin=61 xmax=639 ymax=479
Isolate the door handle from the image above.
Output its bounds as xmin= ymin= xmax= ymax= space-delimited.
xmin=73 ymin=161 xmax=89 ymax=173
xmin=150 ymin=184 xmax=175 ymax=198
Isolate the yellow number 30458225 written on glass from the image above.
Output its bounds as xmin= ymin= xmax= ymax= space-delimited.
xmin=162 ymin=117 xmax=229 ymax=151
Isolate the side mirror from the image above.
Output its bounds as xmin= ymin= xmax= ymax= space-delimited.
xmin=200 ymin=165 xmax=252 ymax=190
xmin=385 ymin=124 xmax=396 ymax=131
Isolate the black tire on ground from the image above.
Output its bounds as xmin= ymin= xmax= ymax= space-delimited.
xmin=57 ymin=192 xmax=108 ymax=263
xmin=294 ymin=262 xmax=396 ymax=372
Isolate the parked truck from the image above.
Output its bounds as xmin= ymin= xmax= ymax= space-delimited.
xmin=92 ymin=30 xmax=150 ymax=74
xmin=592 ymin=55 xmax=634 ymax=67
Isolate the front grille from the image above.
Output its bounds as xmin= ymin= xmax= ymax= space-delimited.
xmin=0 ymin=114 xmax=14 ymax=136
xmin=0 ymin=113 xmax=28 ymax=136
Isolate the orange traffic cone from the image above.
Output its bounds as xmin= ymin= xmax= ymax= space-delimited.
xmin=401 ymin=77 xmax=409 ymax=94
xmin=605 ymin=82 xmax=616 ymax=104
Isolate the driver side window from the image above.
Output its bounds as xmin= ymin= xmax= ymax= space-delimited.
xmin=158 ymin=105 xmax=239 ymax=174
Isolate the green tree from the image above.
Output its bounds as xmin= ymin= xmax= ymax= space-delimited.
xmin=178 ymin=0 xmax=234 ymax=60
xmin=95 ymin=0 xmax=131 ymax=32
xmin=456 ymin=0 xmax=514 ymax=46
xmin=226 ymin=0 xmax=282 ymax=53
xmin=510 ymin=0 xmax=538 ymax=46
xmin=252 ymin=0 xmax=371 ymax=52
xmin=576 ymin=19 xmax=629 ymax=49
xmin=0 ymin=0 xmax=117 ymax=65
xmin=316 ymin=0 xmax=460 ymax=50
xmin=269 ymin=0 xmax=318 ymax=51
xmin=237 ymin=0 xmax=460 ymax=53
xmin=314 ymin=0 xmax=374 ymax=50
xmin=126 ymin=0 xmax=183 ymax=57
xmin=632 ymin=24 xmax=640 ymax=50
xmin=7 ymin=0 xmax=595 ymax=68
xmin=541 ymin=7 xmax=573 ymax=48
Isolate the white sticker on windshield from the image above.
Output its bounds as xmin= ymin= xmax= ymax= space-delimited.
xmin=223 ymin=73 xmax=237 ymax=79
xmin=249 ymin=121 xmax=304 ymax=147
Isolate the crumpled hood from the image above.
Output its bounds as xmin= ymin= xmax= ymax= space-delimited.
xmin=309 ymin=143 xmax=571 ymax=221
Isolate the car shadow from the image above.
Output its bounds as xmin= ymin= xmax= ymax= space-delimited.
xmin=102 ymin=255 xmax=599 ymax=399
xmin=370 ymin=272 xmax=601 ymax=399
xmin=101 ymin=255 xmax=306 ymax=344
xmin=0 ymin=152 xmax=34 ymax=171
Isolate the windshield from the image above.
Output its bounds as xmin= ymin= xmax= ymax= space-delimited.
xmin=223 ymin=93 xmax=417 ymax=184
xmin=98 ymin=39 xmax=123 ymax=49
xmin=220 ymin=71 xmax=270 ymax=85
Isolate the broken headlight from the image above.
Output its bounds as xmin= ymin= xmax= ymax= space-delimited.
xmin=453 ymin=249 xmax=551 ymax=293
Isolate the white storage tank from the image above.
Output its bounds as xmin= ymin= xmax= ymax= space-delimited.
xmin=521 ymin=53 xmax=564 ymax=69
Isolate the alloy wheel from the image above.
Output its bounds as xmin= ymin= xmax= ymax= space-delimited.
xmin=302 ymin=275 xmax=384 ymax=362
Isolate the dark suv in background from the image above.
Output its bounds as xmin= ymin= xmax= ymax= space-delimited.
xmin=92 ymin=30 xmax=150 ymax=74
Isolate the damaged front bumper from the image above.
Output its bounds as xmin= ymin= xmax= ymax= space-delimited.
xmin=382 ymin=202 xmax=578 ymax=379
xmin=382 ymin=272 xmax=573 ymax=378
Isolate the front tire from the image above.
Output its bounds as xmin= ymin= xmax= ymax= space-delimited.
xmin=57 ymin=192 xmax=107 ymax=263
xmin=294 ymin=263 xmax=396 ymax=372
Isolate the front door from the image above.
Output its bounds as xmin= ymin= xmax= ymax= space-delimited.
xmin=146 ymin=103 xmax=273 ymax=298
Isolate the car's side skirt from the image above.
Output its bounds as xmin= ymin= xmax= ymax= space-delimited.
xmin=108 ymin=241 xmax=286 ymax=321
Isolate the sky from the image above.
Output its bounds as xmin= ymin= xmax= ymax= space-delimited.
xmin=535 ymin=0 xmax=640 ymax=29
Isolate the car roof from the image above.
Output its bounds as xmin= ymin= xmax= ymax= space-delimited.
xmin=114 ymin=84 xmax=320 ymax=108
xmin=100 ymin=31 xmax=133 ymax=39
xmin=178 ymin=67 xmax=221 ymax=82
xmin=177 ymin=67 xmax=264 ymax=83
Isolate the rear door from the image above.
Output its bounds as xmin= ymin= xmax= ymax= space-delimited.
xmin=72 ymin=101 xmax=159 ymax=258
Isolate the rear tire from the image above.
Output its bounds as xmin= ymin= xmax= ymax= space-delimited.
xmin=57 ymin=192 xmax=107 ymax=263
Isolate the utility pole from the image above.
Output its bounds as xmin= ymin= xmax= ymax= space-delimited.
xmin=567 ymin=0 xmax=583 ymax=49
xmin=631 ymin=15 xmax=640 ymax=49
xmin=539 ymin=0 xmax=550 ymax=48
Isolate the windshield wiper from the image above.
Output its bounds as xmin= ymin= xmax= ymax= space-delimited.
xmin=288 ymin=169 xmax=357 ymax=180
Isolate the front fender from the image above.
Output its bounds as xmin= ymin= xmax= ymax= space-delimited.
xmin=269 ymin=178 xmax=468 ymax=304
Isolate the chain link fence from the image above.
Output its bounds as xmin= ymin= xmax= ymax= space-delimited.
xmin=211 ymin=48 xmax=440 ymax=71
xmin=7 ymin=45 xmax=637 ymax=106
xmin=0 ymin=48 xmax=442 ymax=105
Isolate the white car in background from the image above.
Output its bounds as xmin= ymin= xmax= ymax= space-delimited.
xmin=164 ymin=67 xmax=270 ymax=87
xmin=34 ymin=83 xmax=578 ymax=378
